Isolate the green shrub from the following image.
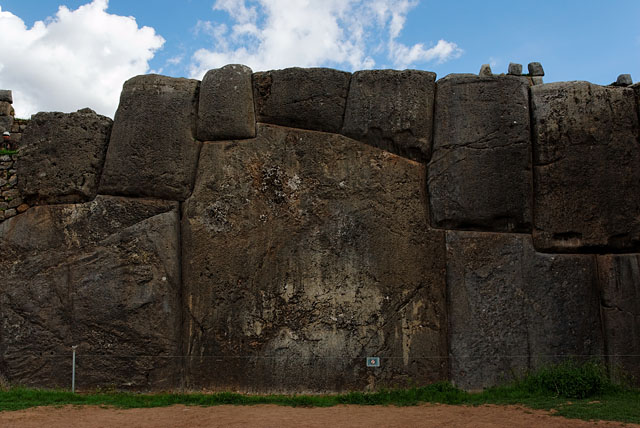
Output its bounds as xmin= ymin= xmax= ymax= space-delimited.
xmin=519 ymin=360 xmax=618 ymax=399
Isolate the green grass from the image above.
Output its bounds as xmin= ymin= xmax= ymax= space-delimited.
xmin=1 ymin=362 xmax=638 ymax=424
xmin=0 ymin=149 xmax=17 ymax=155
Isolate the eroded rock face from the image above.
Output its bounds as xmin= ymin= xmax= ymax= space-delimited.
xmin=17 ymin=109 xmax=112 ymax=205
xmin=182 ymin=124 xmax=447 ymax=392
xmin=597 ymin=255 xmax=640 ymax=385
xmin=446 ymin=231 xmax=603 ymax=390
xmin=0 ymin=196 xmax=181 ymax=390
xmin=428 ymin=75 xmax=532 ymax=232
xmin=342 ymin=69 xmax=436 ymax=162
xmin=99 ymin=75 xmax=201 ymax=201
xmin=197 ymin=64 xmax=256 ymax=140
xmin=252 ymin=68 xmax=351 ymax=133
xmin=531 ymin=82 xmax=640 ymax=252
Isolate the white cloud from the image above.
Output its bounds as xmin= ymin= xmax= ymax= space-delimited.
xmin=0 ymin=0 xmax=164 ymax=118
xmin=189 ymin=0 xmax=462 ymax=78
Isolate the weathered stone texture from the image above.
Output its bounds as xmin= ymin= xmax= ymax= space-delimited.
xmin=531 ymin=82 xmax=640 ymax=252
xmin=17 ymin=109 xmax=112 ymax=204
xmin=447 ymin=231 xmax=603 ymax=390
xmin=0 ymin=90 xmax=12 ymax=103
xmin=182 ymin=124 xmax=447 ymax=392
xmin=253 ymin=68 xmax=351 ymax=133
xmin=197 ymin=64 xmax=256 ymax=141
xmin=0 ymin=196 xmax=181 ymax=389
xmin=597 ymin=255 xmax=640 ymax=385
xmin=341 ymin=69 xmax=436 ymax=162
xmin=0 ymin=115 xmax=13 ymax=133
xmin=99 ymin=75 xmax=201 ymax=201
xmin=428 ymin=74 xmax=532 ymax=232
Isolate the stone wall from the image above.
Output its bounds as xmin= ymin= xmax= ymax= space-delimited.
xmin=0 ymin=68 xmax=639 ymax=392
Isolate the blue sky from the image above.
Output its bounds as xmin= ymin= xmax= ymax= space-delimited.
xmin=0 ymin=0 xmax=638 ymax=118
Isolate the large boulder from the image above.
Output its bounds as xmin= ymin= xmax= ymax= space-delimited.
xmin=17 ymin=109 xmax=112 ymax=204
xmin=99 ymin=75 xmax=201 ymax=201
xmin=252 ymin=68 xmax=351 ymax=133
xmin=531 ymin=82 xmax=640 ymax=252
xmin=0 ymin=196 xmax=181 ymax=390
xmin=446 ymin=231 xmax=603 ymax=390
xmin=197 ymin=64 xmax=256 ymax=140
xmin=341 ymin=69 xmax=436 ymax=162
xmin=182 ymin=124 xmax=447 ymax=392
xmin=597 ymin=254 xmax=640 ymax=385
xmin=428 ymin=75 xmax=532 ymax=232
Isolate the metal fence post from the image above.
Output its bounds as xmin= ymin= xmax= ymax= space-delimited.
xmin=71 ymin=345 xmax=77 ymax=393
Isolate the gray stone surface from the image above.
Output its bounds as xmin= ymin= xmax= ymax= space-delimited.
xmin=615 ymin=74 xmax=633 ymax=86
xmin=341 ymin=69 xmax=436 ymax=162
xmin=531 ymin=82 xmax=640 ymax=252
xmin=508 ymin=63 xmax=522 ymax=75
xmin=0 ymin=101 xmax=12 ymax=116
xmin=479 ymin=64 xmax=492 ymax=77
xmin=17 ymin=109 xmax=112 ymax=204
xmin=0 ymin=196 xmax=181 ymax=389
xmin=428 ymin=74 xmax=532 ymax=232
xmin=597 ymin=255 xmax=640 ymax=385
xmin=0 ymin=90 xmax=12 ymax=104
xmin=182 ymin=123 xmax=447 ymax=393
xmin=447 ymin=231 xmax=604 ymax=390
xmin=528 ymin=62 xmax=544 ymax=76
xmin=99 ymin=74 xmax=201 ymax=201
xmin=0 ymin=115 xmax=12 ymax=133
xmin=531 ymin=76 xmax=544 ymax=85
xmin=253 ymin=68 xmax=351 ymax=133
xmin=197 ymin=64 xmax=256 ymax=141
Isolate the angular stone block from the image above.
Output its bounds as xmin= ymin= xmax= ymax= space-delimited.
xmin=341 ymin=69 xmax=436 ymax=162
xmin=99 ymin=75 xmax=201 ymax=201
xmin=0 ymin=196 xmax=181 ymax=389
xmin=182 ymin=124 xmax=447 ymax=392
xmin=428 ymin=74 xmax=532 ymax=232
xmin=197 ymin=64 xmax=256 ymax=141
xmin=597 ymin=255 xmax=640 ymax=385
xmin=0 ymin=115 xmax=13 ymax=133
xmin=18 ymin=109 xmax=112 ymax=204
xmin=531 ymin=82 xmax=640 ymax=252
xmin=447 ymin=231 xmax=603 ymax=390
xmin=0 ymin=101 xmax=12 ymax=116
xmin=0 ymin=90 xmax=12 ymax=104
xmin=253 ymin=68 xmax=351 ymax=133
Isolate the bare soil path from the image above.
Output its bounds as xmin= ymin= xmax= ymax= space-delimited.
xmin=1 ymin=403 xmax=638 ymax=428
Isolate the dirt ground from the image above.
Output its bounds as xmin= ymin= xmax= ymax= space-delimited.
xmin=1 ymin=404 xmax=638 ymax=428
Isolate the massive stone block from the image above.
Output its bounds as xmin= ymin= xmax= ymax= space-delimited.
xmin=531 ymin=82 xmax=640 ymax=252
xmin=99 ymin=75 xmax=201 ymax=201
xmin=182 ymin=124 xmax=447 ymax=392
xmin=0 ymin=196 xmax=181 ymax=390
xmin=341 ymin=70 xmax=436 ymax=162
xmin=252 ymin=68 xmax=351 ymax=133
xmin=446 ymin=231 xmax=603 ymax=390
xmin=197 ymin=64 xmax=256 ymax=141
xmin=597 ymin=255 xmax=640 ymax=385
xmin=17 ymin=109 xmax=112 ymax=205
xmin=428 ymin=74 xmax=532 ymax=232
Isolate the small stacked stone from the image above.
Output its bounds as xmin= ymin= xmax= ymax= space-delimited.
xmin=528 ymin=62 xmax=544 ymax=85
xmin=611 ymin=74 xmax=633 ymax=87
xmin=0 ymin=153 xmax=27 ymax=222
xmin=479 ymin=64 xmax=493 ymax=77
xmin=508 ymin=63 xmax=523 ymax=76
xmin=0 ymin=90 xmax=14 ymax=134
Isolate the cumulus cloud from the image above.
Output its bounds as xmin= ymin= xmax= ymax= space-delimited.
xmin=0 ymin=0 xmax=164 ymax=118
xmin=189 ymin=0 xmax=462 ymax=78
